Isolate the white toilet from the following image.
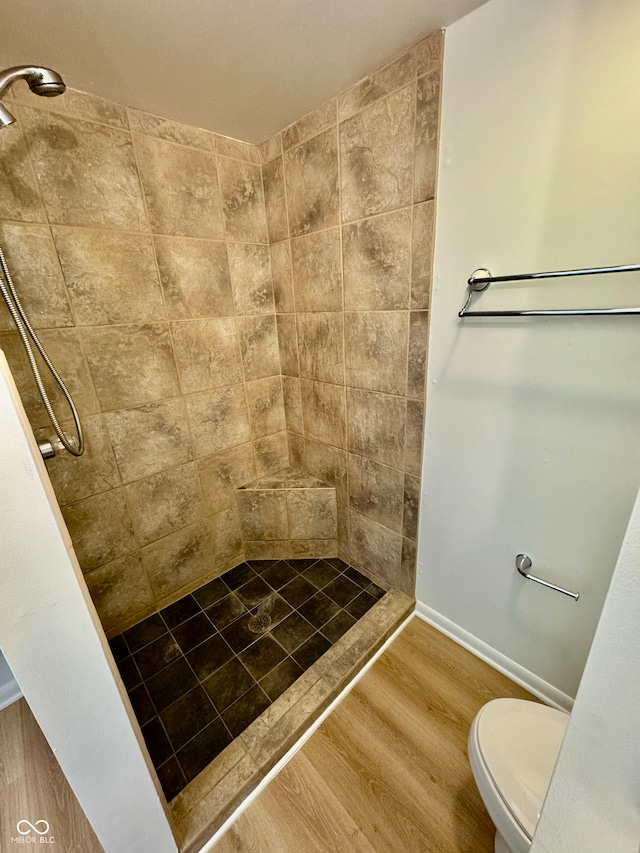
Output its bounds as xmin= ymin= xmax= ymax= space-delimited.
xmin=468 ymin=698 xmax=569 ymax=853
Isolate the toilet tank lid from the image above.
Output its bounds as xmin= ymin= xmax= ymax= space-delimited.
xmin=476 ymin=698 xmax=569 ymax=838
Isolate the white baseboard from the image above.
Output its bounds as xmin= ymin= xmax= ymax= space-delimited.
xmin=415 ymin=601 xmax=573 ymax=712
xmin=0 ymin=677 xmax=22 ymax=711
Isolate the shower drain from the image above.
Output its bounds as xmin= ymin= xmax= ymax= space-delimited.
xmin=248 ymin=613 xmax=272 ymax=634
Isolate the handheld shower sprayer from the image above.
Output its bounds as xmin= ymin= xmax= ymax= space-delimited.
xmin=0 ymin=65 xmax=66 ymax=127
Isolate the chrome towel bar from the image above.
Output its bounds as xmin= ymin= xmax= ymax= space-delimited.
xmin=515 ymin=554 xmax=580 ymax=601
xmin=459 ymin=262 xmax=640 ymax=317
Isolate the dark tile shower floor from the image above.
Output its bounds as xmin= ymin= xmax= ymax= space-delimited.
xmin=109 ymin=558 xmax=385 ymax=801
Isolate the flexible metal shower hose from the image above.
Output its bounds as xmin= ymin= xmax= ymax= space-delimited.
xmin=0 ymin=245 xmax=84 ymax=456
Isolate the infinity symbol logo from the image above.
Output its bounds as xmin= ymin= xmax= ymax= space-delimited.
xmin=16 ymin=820 xmax=50 ymax=835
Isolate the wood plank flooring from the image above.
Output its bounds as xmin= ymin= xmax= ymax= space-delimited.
xmin=215 ymin=616 xmax=535 ymax=853
xmin=0 ymin=699 xmax=103 ymax=853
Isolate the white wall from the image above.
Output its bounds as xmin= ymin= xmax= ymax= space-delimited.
xmin=418 ymin=0 xmax=640 ymax=700
xmin=0 ymin=650 xmax=21 ymax=710
xmin=531 ymin=486 xmax=640 ymax=853
xmin=0 ymin=353 xmax=176 ymax=853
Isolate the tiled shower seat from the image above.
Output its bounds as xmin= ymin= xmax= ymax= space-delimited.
xmin=109 ymin=556 xmax=388 ymax=802
xmin=236 ymin=468 xmax=338 ymax=560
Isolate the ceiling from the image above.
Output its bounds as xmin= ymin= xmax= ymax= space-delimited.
xmin=3 ymin=0 xmax=487 ymax=143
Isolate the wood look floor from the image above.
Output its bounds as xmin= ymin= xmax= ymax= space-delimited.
xmin=215 ymin=617 xmax=535 ymax=853
xmin=0 ymin=699 xmax=103 ymax=853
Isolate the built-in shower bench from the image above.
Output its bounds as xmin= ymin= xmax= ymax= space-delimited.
xmin=235 ymin=467 xmax=337 ymax=560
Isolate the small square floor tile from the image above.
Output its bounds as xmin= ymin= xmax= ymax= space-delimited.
xmin=203 ymin=657 xmax=255 ymax=713
xmin=303 ymin=560 xmax=340 ymax=589
xmin=222 ymin=613 xmax=261 ymax=653
xmin=186 ymin=634 xmax=234 ymax=681
xmin=129 ymin=683 xmax=156 ymax=726
xmin=325 ymin=557 xmax=349 ymax=572
xmin=141 ymin=717 xmax=172 ymax=765
xmin=117 ymin=656 xmax=142 ymax=690
xmin=298 ymin=592 xmax=340 ymax=629
xmin=323 ymin=575 xmax=361 ymax=608
xmin=124 ymin=613 xmax=167 ymax=652
xmin=252 ymin=592 xmax=293 ymax=627
xmin=292 ymin=633 xmax=332 ymax=670
xmin=279 ymin=575 xmax=316 ymax=608
xmin=109 ymin=634 xmax=128 ymax=663
xmin=239 ymin=635 xmax=287 ymax=680
xmin=260 ymin=560 xmax=298 ymax=589
xmin=235 ymin=575 xmax=273 ymax=608
xmin=177 ymin=717 xmax=232 ymax=783
xmin=344 ymin=566 xmax=371 ymax=589
xmin=248 ymin=559 xmax=279 ymax=573
xmin=222 ymin=562 xmax=256 ymax=590
xmin=134 ymin=633 xmax=182 ymax=680
xmin=366 ymin=582 xmax=386 ymax=600
xmin=156 ymin=756 xmax=187 ymax=801
xmin=321 ymin=610 xmax=356 ymax=644
xmin=270 ymin=611 xmax=315 ymax=653
xmin=192 ymin=577 xmax=228 ymax=609
xmin=160 ymin=685 xmax=217 ymax=752
xmin=145 ymin=658 xmax=198 ymax=712
xmin=171 ymin=612 xmax=216 ymax=654
xmin=161 ymin=595 xmax=201 ymax=629
xmin=285 ymin=558 xmax=318 ymax=571
xmin=206 ymin=593 xmax=246 ymax=630
xmin=345 ymin=591 xmax=377 ymax=620
xmin=222 ymin=684 xmax=270 ymax=737
xmin=260 ymin=658 xmax=304 ymax=702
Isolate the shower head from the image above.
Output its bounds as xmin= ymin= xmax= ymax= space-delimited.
xmin=0 ymin=65 xmax=66 ymax=102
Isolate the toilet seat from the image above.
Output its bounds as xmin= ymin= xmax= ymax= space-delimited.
xmin=469 ymin=699 xmax=569 ymax=851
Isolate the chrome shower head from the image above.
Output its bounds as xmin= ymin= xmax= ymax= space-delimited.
xmin=0 ymin=65 xmax=66 ymax=102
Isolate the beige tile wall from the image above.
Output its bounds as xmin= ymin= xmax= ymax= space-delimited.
xmin=260 ymin=30 xmax=441 ymax=595
xmin=0 ymin=88 xmax=287 ymax=635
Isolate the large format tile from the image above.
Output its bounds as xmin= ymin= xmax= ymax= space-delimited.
xmin=238 ymin=315 xmax=280 ymax=381
xmin=218 ymin=158 xmax=268 ymax=243
xmin=304 ymin=439 xmax=348 ymax=505
xmin=296 ymin=313 xmax=344 ymax=384
xmin=127 ymin=108 xmax=214 ymax=149
xmin=246 ymin=376 xmax=286 ymax=439
xmin=40 ymin=414 xmax=121 ymax=505
xmin=338 ymin=50 xmax=415 ymax=121
xmin=253 ymin=432 xmax=289 ymax=479
xmin=124 ymin=462 xmax=203 ymax=546
xmin=236 ymin=491 xmax=288 ymax=541
xmin=407 ymin=311 xmax=429 ymax=399
xmin=134 ymin=133 xmax=224 ymax=238
xmin=82 ymin=324 xmax=180 ymax=411
xmin=228 ymin=244 xmax=274 ymax=315
xmin=282 ymin=376 xmax=304 ymax=434
xmin=0 ymin=223 xmax=73 ymax=331
xmin=23 ymin=109 xmax=146 ymax=229
xmin=283 ymin=100 xmax=337 ymax=151
xmin=411 ymin=200 xmax=434 ymax=310
xmin=141 ymin=522 xmax=213 ymax=599
xmin=286 ymin=490 xmax=337 ymax=540
xmin=84 ymin=553 xmax=154 ymax=634
xmin=342 ymin=209 xmax=411 ymax=310
xmin=186 ymin=385 xmax=251 ymax=457
xmin=153 ymin=237 xmax=235 ymax=319
xmin=0 ymin=121 xmax=45 ymax=222
xmin=284 ymin=127 xmax=339 ymax=237
xmin=276 ymin=315 xmax=299 ymax=377
xmin=197 ymin=443 xmax=257 ymax=515
xmin=290 ymin=229 xmax=342 ymax=312
xmin=346 ymin=387 xmax=405 ymax=469
xmin=349 ymin=510 xmax=402 ymax=588
xmin=262 ymin=156 xmax=288 ymax=243
xmin=170 ymin=318 xmax=242 ymax=394
xmin=414 ymin=68 xmax=441 ymax=204
xmin=344 ymin=311 xmax=409 ymax=395
xmin=300 ymin=380 xmax=346 ymax=448
xmin=53 ymin=228 xmax=165 ymax=325
xmin=340 ymin=86 xmax=415 ymax=221
xmin=348 ymin=454 xmax=404 ymax=533
xmin=61 ymin=487 xmax=137 ymax=572
xmin=210 ymin=506 xmax=245 ymax=571
xmin=269 ymin=241 xmax=294 ymax=313
xmin=104 ymin=398 xmax=194 ymax=484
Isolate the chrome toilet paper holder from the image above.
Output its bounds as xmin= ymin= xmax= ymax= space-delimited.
xmin=516 ymin=554 xmax=580 ymax=601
